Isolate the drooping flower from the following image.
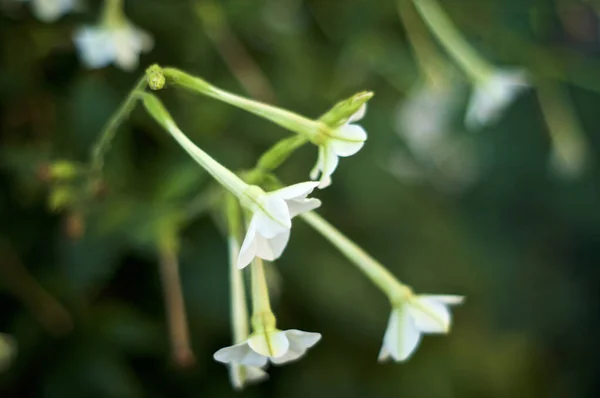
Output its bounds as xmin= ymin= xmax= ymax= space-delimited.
xmin=465 ymin=69 xmax=529 ymax=130
xmin=19 ymin=0 xmax=77 ymax=22
xmin=74 ymin=22 xmax=153 ymax=71
xmin=310 ymin=104 xmax=368 ymax=188
xmin=378 ymin=295 xmax=464 ymax=362
xmin=237 ymin=181 xmax=321 ymax=269
xmin=214 ymin=329 xmax=321 ymax=367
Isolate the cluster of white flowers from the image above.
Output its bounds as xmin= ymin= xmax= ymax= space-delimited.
xmin=19 ymin=0 xmax=153 ymax=71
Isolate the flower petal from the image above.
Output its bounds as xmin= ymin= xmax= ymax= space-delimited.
xmin=248 ymin=330 xmax=289 ymax=358
xmin=310 ymin=146 xmax=325 ymax=180
xmin=269 ymin=330 xmax=321 ymax=365
xmin=378 ymin=306 xmax=422 ymax=362
xmin=408 ymin=295 xmax=461 ymax=334
xmin=348 ymin=104 xmax=367 ymax=123
xmin=237 ymin=219 xmax=258 ymax=269
xmin=229 ymin=364 xmax=269 ymax=390
xmin=319 ymin=144 xmax=339 ymax=188
xmin=254 ymin=196 xmax=291 ymax=239
xmin=33 ymin=0 xmax=74 ymax=22
xmin=214 ymin=342 xmax=268 ymax=367
xmin=332 ymin=124 xmax=367 ymax=157
xmin=74 ymin=26 xmax=115 ymax=69
xmin=272 ymin=181 xmax=320 ymax=201
xmin=287 ymin=198 xmax=321 ymax=218
xmin=254 ymin=230 xmax=290 ymax=261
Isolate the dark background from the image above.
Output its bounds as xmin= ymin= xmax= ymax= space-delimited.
xmin=2 ymin=0 xmax=600 ymax=397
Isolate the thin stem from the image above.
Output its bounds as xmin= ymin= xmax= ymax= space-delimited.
xmin=226 ymin=196 xmax=250 ymax=343
xmin=255 ymin=135 xmax=308 ymax=173
xmin=397 ymin=0 xmax=448 ymax=87
xmin=162 ymin=67 xmax=319 ymax=140
xmin=537 ymin=81 xmax=589 ymax=176
xmin=102 ymin=0 xmax=125 ymax=25
xmin=250 ymin=258 xmax=272 ymax=314
xmin=412 ymin=0 xmax=494 ymax=82
xmin=158 ymin=233 xmax=195 ymax=368
xmin=0 ymin=241 xmax=73 ymax=335
xmin=140 ymin=93 xmax=249 ymax=197
xmin=196 ymin=0 xmax=276 ymax=103
xmin=89 ymin=76 xmax=147 ymax=179
xmin=301 ymin=212 xmax=412 ymax=302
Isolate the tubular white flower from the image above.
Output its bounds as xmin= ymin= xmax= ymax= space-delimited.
xmin=465 ymin=69 xmax=529 ymax=130
xmin=74 ymin=22 xmax=153 ymax=71
xmin=378 ymin=295 xmax=464 ymax=362
xmin=214 ymin=329 xmax=321 ymax=367
xmin=20 ymin=0 xmax=77 ymax=22
xmin=310 ymin=104 xmax=368 ymax=188
xmin=237 ymin=181 xmax=321 ymax=269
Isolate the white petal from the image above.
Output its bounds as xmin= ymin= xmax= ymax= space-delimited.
xmin=310 ymin=146 xmax=325 ymax=181
xmin=465 ymin=69 xmax=529 ymax=129
xmin=254 ymin=230 xmax=290 ymax=261
xmin=331 ymin=124 xmax=367 ymax=157
xmin=348 ymin=103 xmax=367 ymax=123
xmin=112 ymin=25 xmax=153 ymax=72
xmin=254 ymin=196 xmax=291 ymax=239
xmin=408 ymin=295 xmax=461 ymax=334
xmin=423 ymin=295 xmax=465 ymax=305
xmin=272 ymin=181 xmax=320 ymax=201
xmin=378 ymin=306 xmax=422 ymax=362
xmin=248 ymin=331 xmax=289 ymax=358
xmin=270 ymin=330 xmax=321 ymax=365
xmin=33 ymin=0 xmax=74 ymax=22
xmin=287 ymin=198 xmax=321 ymax=218
xmin=73 ymin=26 xmax=115 ymax=69
xmin=237 ymin=220 xmax=258 ymax=269
xmin=319 ymin=144 xmax=339 ymax=187
xmin=214 ymin=342 xmax=269 ymax=367
xmin=229 ymin=364 xmax=268 ymax=390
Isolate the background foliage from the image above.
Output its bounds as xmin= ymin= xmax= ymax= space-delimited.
xmin=2 ymin=0 xmax=600 ymax=397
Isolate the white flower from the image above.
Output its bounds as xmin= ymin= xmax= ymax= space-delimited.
xmin=465 ymin=69 xmax=529 ymax=130
xmin=229 ymin=364 xmax=268 ymax=390
xmin=310 ymin=104 xmax=368 ymax=188
xmin=237 ymin=181 xmax=321 ymax=269
xmin=379 ymin=295 xmax=464 ymax=362
xmin=74 ymin=22 xmax=153 ymax=71
xmin=214 ymin=329 xmax=321 ymax=367
xmin=20 ymin=0 xmax=77 ymax=22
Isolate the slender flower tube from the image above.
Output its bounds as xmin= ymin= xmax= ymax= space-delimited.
xmin=225 ymin=197 xmax=268 ymax=389
xmin=153 ymin=67 xmax=371 ymax=188
xmin=214 ymin=258 xmax=321 ymax=367
xmin=140 ymin=93 xmax=320 ymax=267
xmin=301 ymin=211 xmax=463 ymax=361
xmin=411 ymin=0 xmax=529 ymax=129
xmin=73 ymin=0 xmax=153 ymax=71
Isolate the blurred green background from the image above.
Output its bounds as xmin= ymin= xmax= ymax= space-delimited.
xmin=2 ymin=0 xmax=600 ymax=397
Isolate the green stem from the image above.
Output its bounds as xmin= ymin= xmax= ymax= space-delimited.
xmin=412 ymin=0 xmax=494 ymax=83
xmin=301 ymin=212 xmax=412 ymax=303
xmin=161 ymin=67 xmax=320 ymax=140
xmin=226 ymin=196 xmax=250 ymax=343
xmin=251 ymin=258 xmax=272 ymax=314
xmin=256 ymin=135 xmax=308 ymax=173
xmin=140 ymin=93 xmax=249 ymax=197
xmin=89 ymin=76 xmax=147 ymax=179
xmin=102 ymin=0 xmax=125 ymax=26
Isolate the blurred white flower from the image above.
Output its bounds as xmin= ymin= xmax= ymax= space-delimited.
xmin=465 ymin=69 xmax=529 ymax=130
xmin=0 ymin=333 xmax=17 ymax=372
xmin=20 ymin=0 xmax=77 ymax=22
xmin=237 ymin=181 xmax=321 ymax=269
xmin=74 ymin=22 xmax=153 ymax=71
xmin=379 ymin=295 xmax=464 ymax=362
xmin=310 ymin=104 xmax=367 ymax=188
xmin=214 ymin=329 xmax=321 ymax=367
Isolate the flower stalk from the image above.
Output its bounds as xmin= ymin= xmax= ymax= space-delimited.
xmin=301 ymin=212 xmax=412 ymax=303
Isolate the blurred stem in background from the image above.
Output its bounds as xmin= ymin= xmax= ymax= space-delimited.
xmin=157 ymin=228 xmax=195 ymax=368
xmin=195 ymin=0 xmax=276 ymax=103
xmin=397 ymin=0 xmax=448 ymax=88
xmin=0 ymin=239 xmax=73 ymax=335
xmin=89 ymin=76 xmax=147 ymax=181
xmin=536 ymin=81 xmax=590 ymax=178
xmin=300 ymin=212 xmax=412 ymax=303
xmin=101 ymin=0 xmax=125 ymax=26
xmin=411 ymin=0 xmax=494 ymax=83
